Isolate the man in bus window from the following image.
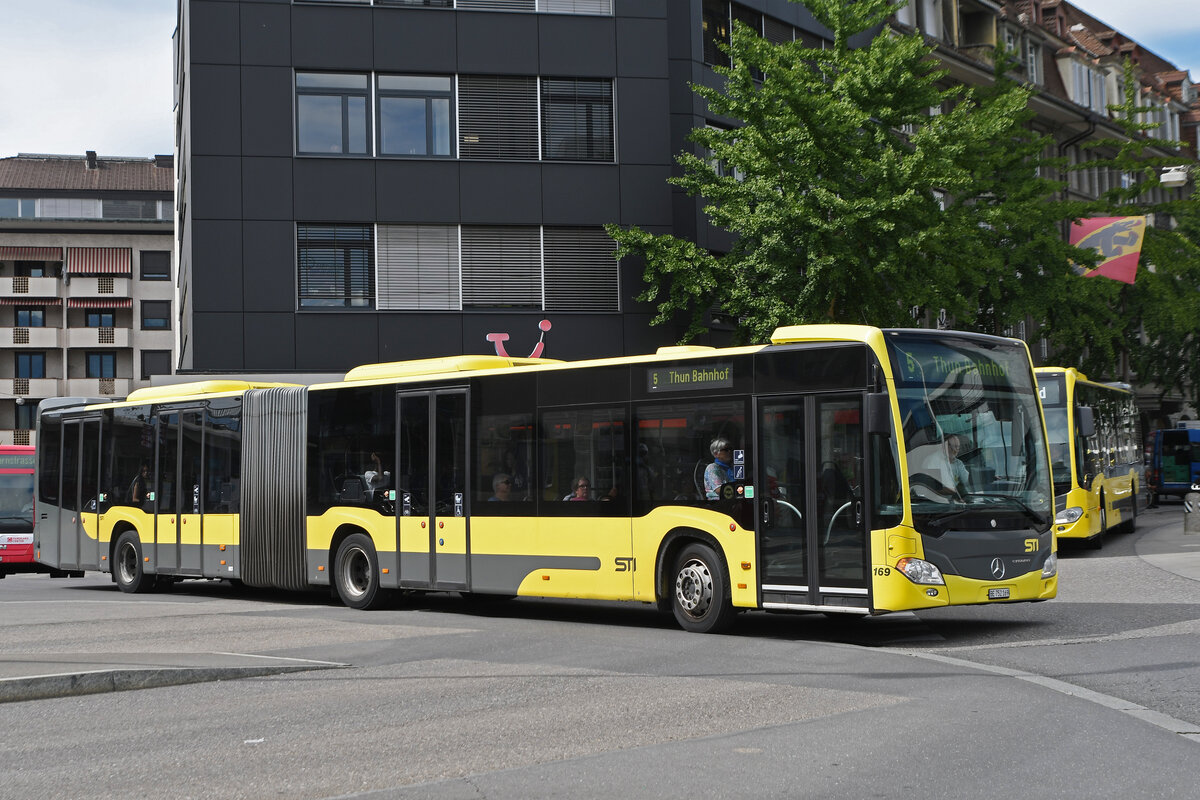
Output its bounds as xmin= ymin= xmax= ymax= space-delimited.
xmin=489 ymin=473 xmax=512 ymax=501
xmin=946 ymin=434 xmax=970 ymax=494
xmin=705 ymin=437 xmax=736 ymax=499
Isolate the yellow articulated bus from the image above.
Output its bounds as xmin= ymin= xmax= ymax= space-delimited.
xmin=35 ymin=325 xmax=1056 ymax=633
xmin=1035 ymin=367 xmax=1145 ymax=549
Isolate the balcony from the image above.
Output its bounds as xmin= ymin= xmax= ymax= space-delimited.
xmin=0 ymin=429 xmax=36 ymax=447
xmin=63 ymin=378 xmax=132 ymax=398
xmin=0 ymin=378 xmax=60 ymax=398
xmin=0 ymin=276 xmax=60 ymax=298
xmin=66 ymin=276 xmax=131 ymax=298
xmin=0 ymin=327 xmax=60 ymax=348
xmin=64 ymin=327 xmax=131 ymax=348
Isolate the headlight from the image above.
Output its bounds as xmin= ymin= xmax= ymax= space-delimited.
xmin=1055 ymin=506 xmax=1083 ymax=524
xmin=1041 ymin=552 xmax=1058 ymax=578
xmin=895 ymin=557 xmax=945 ymax=585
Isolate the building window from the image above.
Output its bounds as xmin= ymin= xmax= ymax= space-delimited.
xmin=378 ymin=75 xmax=454 ymax=157
xmin=37 ymin=198 xmax=101 ymax=219
xmin=15 ymin=403 xmax=36 ymax=430
xmin=1026 ymin=42 xmax=1042 ymax=84
xmin=456 ymin=0 xmax=535 ymax=9
xmin=377 ymin=224 xmax=460 ymax=310
xmin=0 ymin=198 xmax=35 ymax=218
xmin=14 ymin=307 xmax=44 ymax=327
xmin=102 ymin=199 xmax=159 ymax=219
xmin=141 ymin=350 xmax=172 ymax=381
xmin=86 ymin=352 xmax=116 ymax=379
xmin=86 ymin=311 xmax=116 ymax=328
xmin=702 ymin=0 xmax=731 ymax=68
xmin=540 ymin=79 xmax=614 ymax=162
xmin=461 ymin=226 xmax=541 ymax=308
xmin=458 ymin=75 xmax=539 ymax=160
xmin=15 ymin=352 xmax=45 ymax=379
xmin=296 ymin=73 xmax=370 ymax=156
xmin=140 ymin=250 xmax=171 ymax=280
xmin=297 ymin=224 xmax=375 ymax=308
xmin=543 ymin=226 xmax=619 ymax=311
xmin=141 ymin=301 xmax=171 ymax=330
xmin=14 ymin=261 xmax=53 ymax=278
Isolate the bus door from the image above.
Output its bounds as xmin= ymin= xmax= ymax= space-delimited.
xmin=756 ymin=394 xmax=870 ymax=612
xmin=56 ymin=417 xmax=101 ymax=570
xmin=153 ymin=411 xmax=180 ymax=573
xmin=396 ymin=389 xmax=470 ymax=590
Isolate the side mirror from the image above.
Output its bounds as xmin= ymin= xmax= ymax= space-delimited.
xmin=1077 ymin=406 xmax=1095 ymax=438
xmin=867 ymin=392 xmax=891 ymax=437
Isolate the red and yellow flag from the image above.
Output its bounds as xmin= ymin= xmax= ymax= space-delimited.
xmin=1069 ymin=216 xmax=1146 ymax=284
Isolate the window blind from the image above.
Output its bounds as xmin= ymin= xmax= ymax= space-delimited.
xmin=377 ymin=224 xmax=461 ymax=310
xmin=543 ymin=227 xmax=619 ymax=311
xmin=458 ymin=75 xmax=539 ymax=160
xmin=461 ymin=226 xmax=541 ymax=307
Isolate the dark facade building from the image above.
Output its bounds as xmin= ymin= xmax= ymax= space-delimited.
xmin=175 ymin=0 xmax=835 ymax=372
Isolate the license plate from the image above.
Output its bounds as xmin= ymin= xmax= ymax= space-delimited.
xmin=988 ymin=588 xmax=1010 ymax=600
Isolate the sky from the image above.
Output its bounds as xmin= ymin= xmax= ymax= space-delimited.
xmin=0 ymin=0 xmax=1197 ymax=161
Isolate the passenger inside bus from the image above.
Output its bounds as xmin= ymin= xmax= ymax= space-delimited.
xmin=704 ymin=437 xmax=736 ymax=499
xmin=489 ymin=473 xmax=513 ymax=501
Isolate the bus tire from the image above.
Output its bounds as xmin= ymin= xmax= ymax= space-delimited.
xmin=334 ymin=533 xmax=388 ymax=610
xmin=1126 ymin=484 xmax=1138 ymax=533
xmin=114 ymin=530 xmax=155 ymax=594
xmin=670 ymin=543 xmax=735 ymax=634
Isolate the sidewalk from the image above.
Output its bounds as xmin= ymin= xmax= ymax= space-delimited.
xmin=1134 ymin=503 xmax=1200 ymax=583
xmin=0 ymin=652 xmax=345 ymax=704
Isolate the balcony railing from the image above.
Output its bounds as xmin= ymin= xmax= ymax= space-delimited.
xmin=0 ymin=327 xmax=61 ymax=347
xmin=0 ymin=276 xmax=60 ymax=298
xmin=0 ymin=429 xmax=36 ymax=447
xmin=64 ymin=378 xmax=132 ymax=398
xmin=0 ymin=378 xmax=60 ymax=397
xmin=64 ymin=327 xmax=130 ymax=348
xmin=66 ymin=276 xmax=131 ymax=297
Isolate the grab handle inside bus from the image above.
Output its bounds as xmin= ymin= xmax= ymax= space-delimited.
xmin=866 ymin=392 xmax=890 ymax=437
xmin=1077 ymin=406 xmax=1095 ymax=438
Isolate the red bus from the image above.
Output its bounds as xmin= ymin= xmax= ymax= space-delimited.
xmin=0 ymin=445 xmax=37 ymax=577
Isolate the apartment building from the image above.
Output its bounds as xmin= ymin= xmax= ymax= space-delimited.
xmin=0 ymin=153 xmax=175 ymax=445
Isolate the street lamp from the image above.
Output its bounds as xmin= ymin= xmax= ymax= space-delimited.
xmin=1160 ymin=165 xmax=1189 ymax=188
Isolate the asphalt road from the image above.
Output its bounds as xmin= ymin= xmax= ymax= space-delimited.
xmin=1 ymin=504 xmax=1198 ymax=799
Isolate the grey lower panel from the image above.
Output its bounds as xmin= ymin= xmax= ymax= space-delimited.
xmin=466 ymin=554 xmax=602 ymax=594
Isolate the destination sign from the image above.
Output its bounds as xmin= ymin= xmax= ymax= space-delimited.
xmin=0 ymin=454 xmax=35 ymax=469
xmin=888 ymin=336 xmax=1030 ymax=391
xmin=647 ymin=363 xmax=733 ymax=393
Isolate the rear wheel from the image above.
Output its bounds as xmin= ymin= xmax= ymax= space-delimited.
xmin=334 ymin=533 xmax=389 ymax=610
xmin=670 ymin=543 xmax=735 ymax=634
xmin=1125 ymin=483 xmax=1138 ymax=533
xmin=113 ymin=530 xmax=155 ymax=593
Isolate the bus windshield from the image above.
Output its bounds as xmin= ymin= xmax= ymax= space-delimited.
xmin=0 ymin=473 xmax=35 ymax=533
xmin=886 ymin=332 xmax=1052 ymax=533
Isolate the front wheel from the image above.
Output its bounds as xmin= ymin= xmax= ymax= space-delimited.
xmin=670 ymin=543 xmax=735 ymax=634
xmin=113 ymin=530 xmax=155 ymax=593
xmin=334 ymin=533 xmax=390 ymax=610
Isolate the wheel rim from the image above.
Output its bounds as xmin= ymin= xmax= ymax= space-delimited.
xmin=675 ymin=557 xmax=713 ymax=619
xmin=117 ymin=540 xmax=137 ymax=584
xmin=339 ymin=545 xmax=371 ymax=601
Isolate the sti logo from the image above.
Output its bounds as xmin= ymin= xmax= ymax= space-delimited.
xmin=615 ymin=557 xmax=636 ymax=572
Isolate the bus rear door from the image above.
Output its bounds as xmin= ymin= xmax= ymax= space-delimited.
xmin=396 ymin=389 xmax=469 ymax=591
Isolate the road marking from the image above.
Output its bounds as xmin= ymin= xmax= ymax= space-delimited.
xmin=901 ymin=649 xmax=1200 ymax=743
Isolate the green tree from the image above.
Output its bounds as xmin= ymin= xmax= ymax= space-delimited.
xmin=607 ymin=0 xmax=1072 ymax=344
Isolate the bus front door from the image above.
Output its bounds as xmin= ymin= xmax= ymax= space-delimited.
xmin=756 ymin=394 xmax=870 ymax=613
xmin=397 ymin=389 xmax=470 ymax=591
